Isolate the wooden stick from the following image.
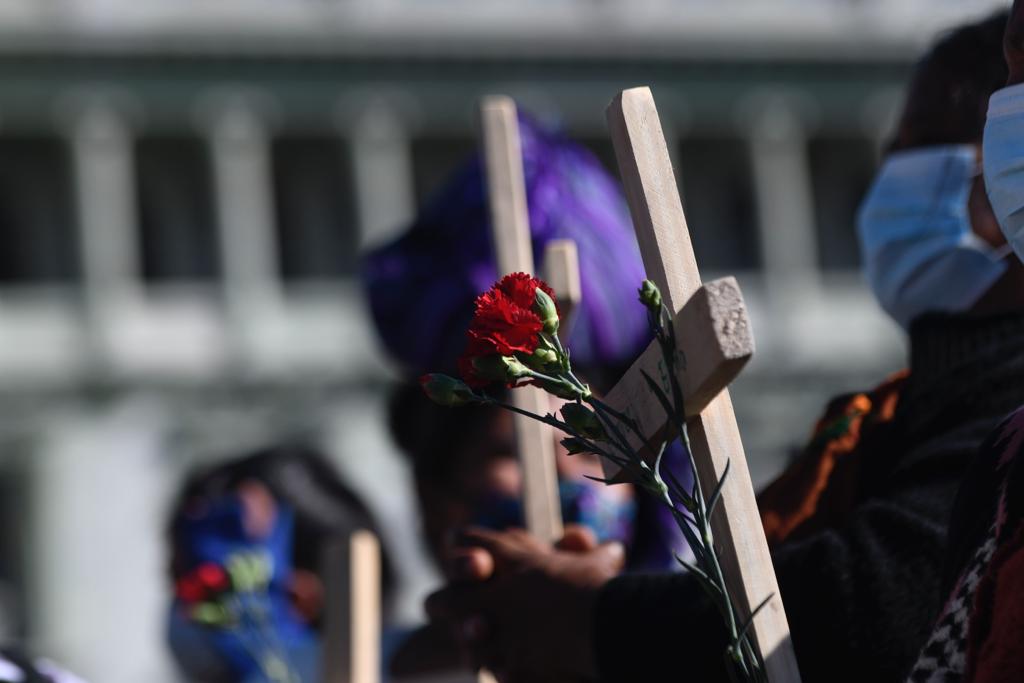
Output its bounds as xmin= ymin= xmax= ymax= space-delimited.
xmin=480 ymin=95 xmax=564 ymax=544
xmin=322 ymin=530 xmax=382 ymax=683
xmin=606 ymin=87 xmax=800 ymax=682
xmin=542 ymin=238 xmax=582 ymax=336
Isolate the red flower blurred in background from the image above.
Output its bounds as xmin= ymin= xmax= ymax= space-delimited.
xmin=197 ymin=562 xmax=231 ymax=593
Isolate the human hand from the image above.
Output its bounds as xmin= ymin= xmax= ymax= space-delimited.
xmin=443 ymin=523 xmax=601 ymax=583
xmin=427 ymin=527 xmax=624 ymax=682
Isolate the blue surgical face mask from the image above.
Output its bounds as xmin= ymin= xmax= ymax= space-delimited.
xmin=857 ymin=145 xmax=1011 ymax=330
xmin=471 ymin=480 xmax=636 ymax=545
xmin=984 ymin=84 xmax=1024 ymax=260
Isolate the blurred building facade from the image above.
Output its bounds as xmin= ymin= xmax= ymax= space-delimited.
xmin=0 ymin=0 xmax=1005 ymax=680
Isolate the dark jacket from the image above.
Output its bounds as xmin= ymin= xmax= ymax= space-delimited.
xmin=595 ymin=313 xmax=1024 ymax=683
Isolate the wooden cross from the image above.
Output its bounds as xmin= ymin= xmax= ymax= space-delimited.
xmin=603 ymin=87 xmax=801 ymax=682
xmin=479 ymin=95 xmax=583 ymax=545
xmin=322 ymin=530 xmax=382 ymax=683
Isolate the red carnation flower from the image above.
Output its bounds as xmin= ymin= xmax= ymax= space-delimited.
xmin=197 ymin=562 xmax=231 ymax=594
xmin=176 ymin=575 xmax=205 ymax=604
xmin=495 ymin=272 xmax=557 ymax=311
xmin=468 ymin=289 xmax=542 ymax=356
xmin=457 ymin=273 xmax=559 ymax=388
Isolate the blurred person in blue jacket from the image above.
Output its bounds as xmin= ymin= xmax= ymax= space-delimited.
xmin=166 ymin=445 xmax=394 ymax=683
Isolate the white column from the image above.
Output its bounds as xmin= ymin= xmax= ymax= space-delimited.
xmin=348 ymin=101 xmax=415 ymax=250
xmin=70 ymin=103 xmax=140 ymax=301
xmin=28 ymin=402 xmax=178 ymax=683
xmin=68 ymin=102 xmax=141 ymax=365
xmin=206 ymin=101 xmax=282 ymax=370
xmin=746 ymin=99 xmax=820 ymax=302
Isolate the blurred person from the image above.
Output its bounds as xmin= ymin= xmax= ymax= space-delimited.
xmin=363 ymin=112 xmax=693 ymax=572
xmin=166 ymin=445 xmax=394 ymax=683
xmin=361 ymin=114 xmax=693 ymax=676
xmin=424 ymin=10 xmax=1024 ymax=683
xmin=907 ymin=4 xmax=1024 ymax=680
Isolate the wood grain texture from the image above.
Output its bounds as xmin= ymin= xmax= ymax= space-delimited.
xmin=605 ymin=87 xmax=801 ymax=682
xmin=322 ymin=531 xmax=382 ymax=683
xmin=480 ymin=95 xmax=564 ymax=544
xmin=543 ymin=238 xmax=582 ymax=337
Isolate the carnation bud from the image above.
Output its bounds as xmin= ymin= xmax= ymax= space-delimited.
xmin=534 ymin=287 xmax=560 ymax=335
xmin=420 ymin=374 xmax=478 ymax=407
xmin=561 ymin=403 xmax=607 ymax=440
xmin=539 ymin=379 xmax=588 ymax=400
xmin=640 ymin=477 xmax=671 ymax=500
xmin=472 ymin=355 xmax=531 ymax=383
xmin=638 ymin=280 xmax=662 ymax=312
xmin=531 ymin=347 xmax=559 ymax=366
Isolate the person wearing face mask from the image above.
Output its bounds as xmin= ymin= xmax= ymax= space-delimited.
xmin=423 ymin=11 xmax=1024 ymax=683
xmin=858 ymin=149 xmax=1014 ymax=329
xmin=361 ymin=112 xmax=693 ymax=678
xmin=905 ymin=4 xmax=1024 ymax=681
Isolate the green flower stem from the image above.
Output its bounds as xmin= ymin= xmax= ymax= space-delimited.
xmin=546 ymin=332 xmax=570 ymax=371
xmin=663 ymin=467 xmax=697 ymax=512
xmin=586 ymin=396 xmax=651 ymax=451
xmin=666 ymin=502 xmax=710 ymax=568
xmin=567 ymin=368 xmax=589 ymax=393
xmin=649 ymin=302 xmax=751 ymax=666
xmin=486 ymin=396 xmax=632 ymax=471
xmin=487 ymin=397 xmax=571 ymax=432
xmin=548 ymin=331 xmax=565 ymax=357
xmin=588 ymin=400 xmax=654 ymax=484
xmin=521 ymin=368 xmax=588 ymax=399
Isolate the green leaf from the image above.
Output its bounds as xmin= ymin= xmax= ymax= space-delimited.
xmin=707 ymin=459 xmax=731 ymax=517
xmin=420 ymin=374 xmax=479 ymax=407
xmin=675 ymin=556 xmax=717 ymax=592
xmin=733 ymin=593 xmax=775 ymax=647
xmin=641 ymin=369 xmax=678 ymax=425
xmin=560 ymin=403 xmax=607 ymax=440
xmin=561 ymin=437 xmax=591 ymax=455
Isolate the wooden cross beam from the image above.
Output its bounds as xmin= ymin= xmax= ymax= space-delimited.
xmin=604 ymin=87 xmax=801 ymax=682
xmin=480 ymin=95 xmax=570 ymax=545
xmin=322 ymin=530 xmax=382 ymax=683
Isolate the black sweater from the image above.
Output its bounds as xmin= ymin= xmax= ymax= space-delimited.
xmin=594 ymin=313 xmax=1024 ymax=683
